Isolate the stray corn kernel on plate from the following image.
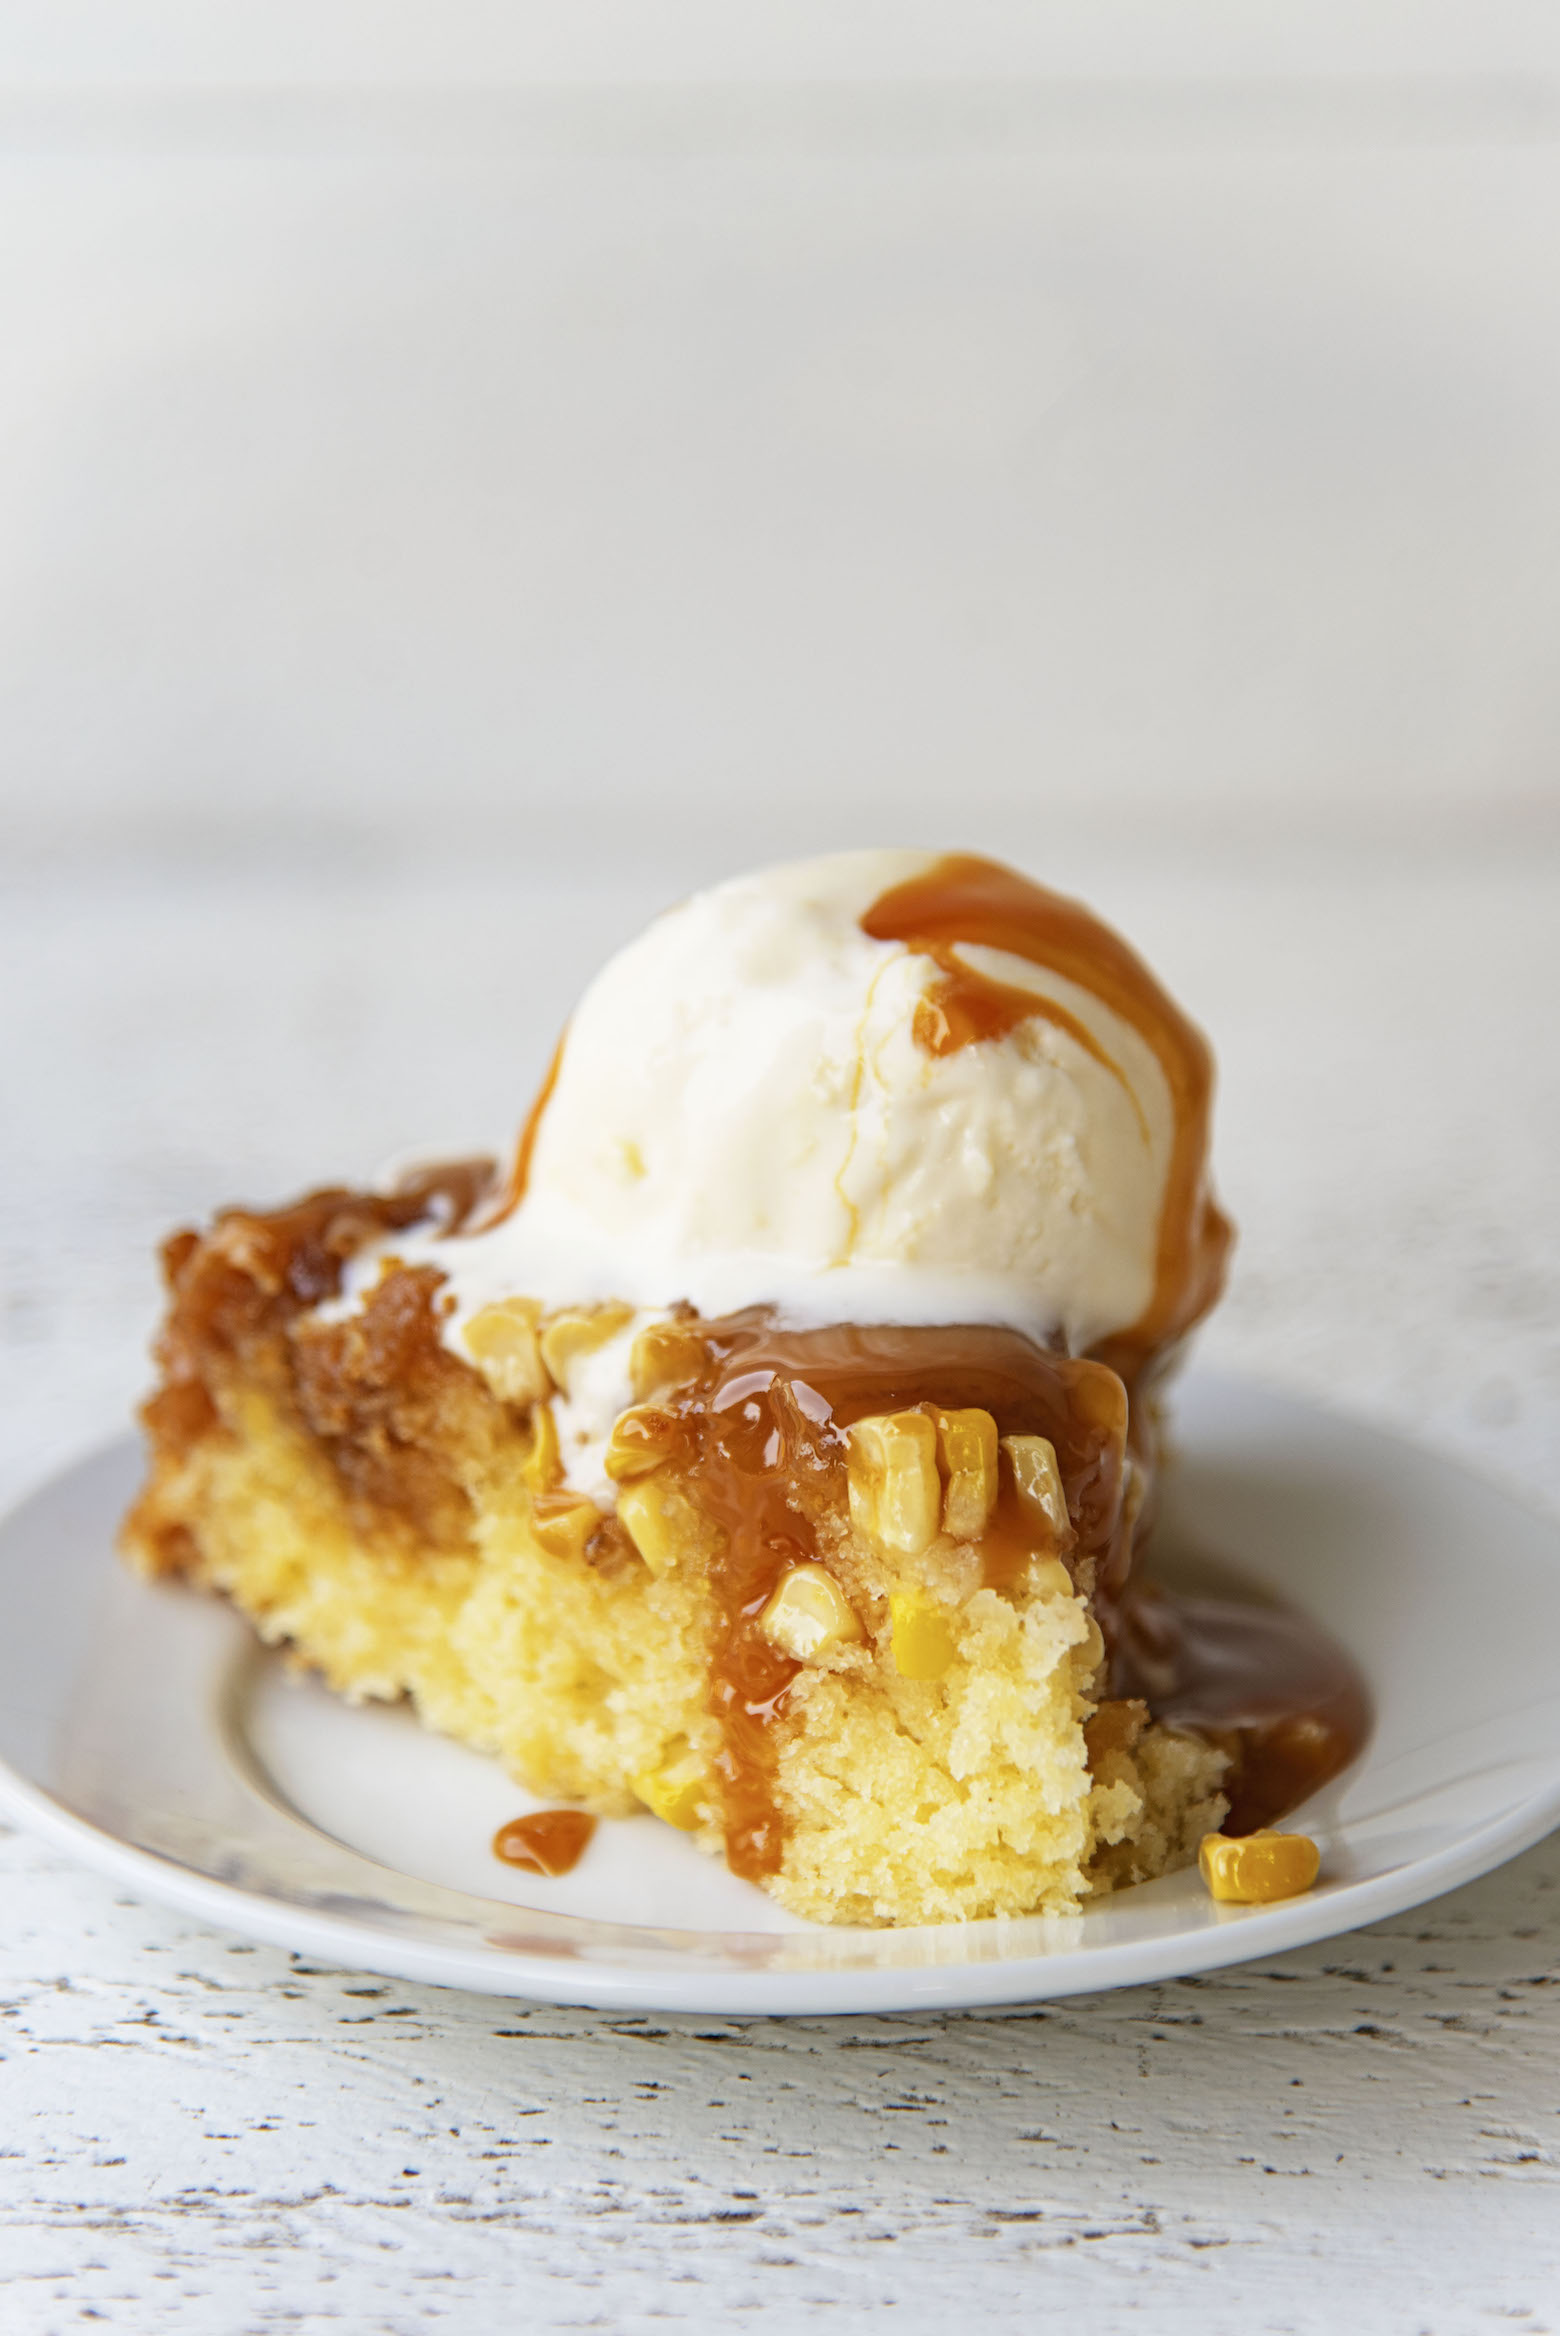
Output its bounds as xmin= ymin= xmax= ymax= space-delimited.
xmin=4 ymin=1369 xmax=1559 ymax=2014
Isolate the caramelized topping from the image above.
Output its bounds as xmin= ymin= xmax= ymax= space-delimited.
xmin=148 ymin=1157 xmax=492 ymax=1374
xmin=492 ymin=1809 xmax=596 ymax=1876
xmin=129 ymin=1160 xmax=496 ymax=1553
xmin=862 ymin=853 xmax=1233 ymax=1380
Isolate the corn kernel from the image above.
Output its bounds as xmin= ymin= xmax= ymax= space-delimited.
xmin=1199 ymin=1828 xmax=1321 ymax=1904
xmin=758 ymin=1564 xmax=864 ymax=1661
xmin=1029 ymin=1556 xmax=1074 ymax=1601
xmin=529 ymin=1492 xmax=599 ymax=1564
xmin=522 ymin=1401 xmax=562 ymax=1493
xmin=616 ymin=1475 xmax=713 ymax=1577
xmin=889 ymin=1591 xmax=957 ymax=1681
xmin=936 ymin=1407 xmax=999 ymax=1541
xmin=463 ymin=1297 xmax=550 ymax=1406
xmin=633 ymin=1744 xmax=709 ymax=1831
xmin=603 ymin=1404 xmax=685 ymax=1483
xmin=848 ymin=1411 xmax=941 ymax=1556
xmin=629 ymin=1318 xmax=709 ymax=1403
xmin=1002 ymin=1434 xmax=1071 ymax=1544
xmin=538 ymin=1303 xmax=634 ymax=1399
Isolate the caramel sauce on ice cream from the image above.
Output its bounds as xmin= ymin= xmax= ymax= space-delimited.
xmin=862 ymin=853 xmax=1233 ymax=1381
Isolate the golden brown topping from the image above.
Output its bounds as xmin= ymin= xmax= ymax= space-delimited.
xmin=287 ymin=1262 xmax=481 ymax=1547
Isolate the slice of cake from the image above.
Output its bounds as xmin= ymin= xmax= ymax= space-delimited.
xmin=124 ymin=851 xmax=1236 ymax=1926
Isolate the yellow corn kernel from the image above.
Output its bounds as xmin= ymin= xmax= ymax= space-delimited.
xmin=889 ymin=1591 xmax=957 ymax=1682
xmin=538 ymin=1302 xmax=634 ymax=1399
xmin=1199 ymin=1828 xmax=1321 ymax=1905
xmin=1002 ymin=1434 xmax=1071 ymax=1545
xmin=1029 ymin=1556 xmax=1075 ymax=1602
xmin=522 ymin=1401 xmax=562 ymax=1493
xmin=847 ymin=1411 xmax=941 ymax=1557
xmin=936 ymin=1407 xmax=999 ymax=1541
xmin=463 ymin=1297 xmax=550 ymax=1406
xmin=633 ymin=1744 xmax=709 ymax=1831
xmin=616 ymin=1475 xmax=712 ymax=1578
xmin=603 ymin=1404 xmax=685 ymax=1483
xmin=529 ymin=1492 xmax=599 ymax=1564
xmin=758 ymin=1564 xmax=864 ymax=1661
xmin=629 ymin=1318 xmax=709 ymax=1403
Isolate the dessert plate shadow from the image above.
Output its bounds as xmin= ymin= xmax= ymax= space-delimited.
xmin=2 ymin=1371 xmax=1557 ymax=2015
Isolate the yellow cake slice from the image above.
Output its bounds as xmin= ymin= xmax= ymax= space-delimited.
xmin=123 ymin=1166 xmax=1227 ymax=1925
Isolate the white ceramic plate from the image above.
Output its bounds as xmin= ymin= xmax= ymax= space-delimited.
xmin=2 ymin=1371 xmax=1557 ymax=2014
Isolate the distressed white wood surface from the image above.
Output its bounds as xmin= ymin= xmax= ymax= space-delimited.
xmin=2 ymin=847 xmax=1558 ymax=2332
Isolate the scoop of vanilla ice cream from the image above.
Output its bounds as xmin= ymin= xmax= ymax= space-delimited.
xmin=425 ymin=850 xmax=1177 ymax=1355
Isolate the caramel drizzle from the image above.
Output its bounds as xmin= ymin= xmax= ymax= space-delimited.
xmin=658 ymin=1313 xmax=1132 ymax=1882
xmin=910 ymin=939 xmax=1147 ymax=1144
xmin=861 ymin=854 xmax=1233 ymax=1381
xmin=469 ymin=1033 xmax=566 ymax=1233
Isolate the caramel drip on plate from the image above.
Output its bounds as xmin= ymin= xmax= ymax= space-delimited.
xmin=1112 ymin=1578 xmax=1371 ymax=1835
xmin=862 ymin=854 xmax=1233 ymax=1380
xmin=492 ymin=1809 xmax=596 ymax=1876
xmin=657 ymin=1314 xmax=1132 ymax=1881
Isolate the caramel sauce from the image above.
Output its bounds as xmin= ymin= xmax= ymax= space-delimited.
xmin=492 ymin=1809 xmax=596 ymax=1876
xmin=906 ymin=940 xmax=1151 ymax=1151
xmin=1113 ymin=1577 xmax=1371 ymax=1835
xmin=862 ymin=854 xmax=1233 ymax=1380
xmin=655 ymin=1314 xmax=1132 ymax=1880
xmin=470 ymin=1036 xmax=566 ymax=1232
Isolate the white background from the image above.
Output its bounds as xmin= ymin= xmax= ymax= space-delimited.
xmin=2 ymin=9 xmax=1558 ymax=2330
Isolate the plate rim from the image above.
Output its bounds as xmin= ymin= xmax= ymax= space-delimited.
xmin=3 ymin=1376 xmax=1559 ymax=2015
xmin=4 ymin=1748 xmax=1560 ymax=2014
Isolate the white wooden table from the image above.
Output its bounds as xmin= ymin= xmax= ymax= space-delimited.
xmin=2 ymin=847 xmax=1557 ymax=2332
